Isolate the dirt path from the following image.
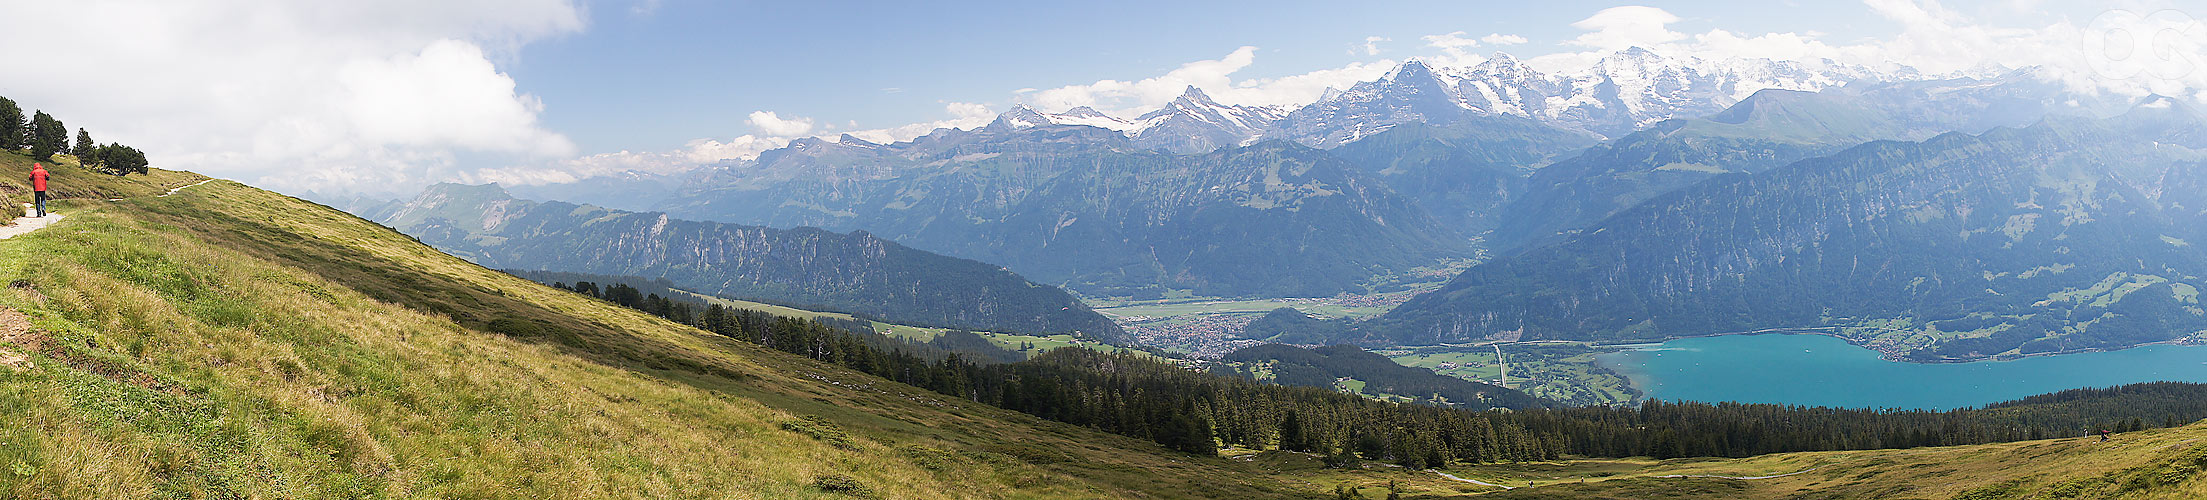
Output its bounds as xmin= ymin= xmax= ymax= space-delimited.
xmin=6 ymin=178 xmax=213 ymax=240
xmin=162 ymin=178 xmax=215 ymax=197
xmin=1431 ymin=470 xmax=1515 ymax=489
xmin=0 ymin=204 xmax=64 ymax=240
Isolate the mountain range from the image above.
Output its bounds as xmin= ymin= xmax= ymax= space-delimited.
xmin=1362 ymin=99 xmax=2207 ymax=360
xmin=356 ymin=46 xmax=2202 ymax=363
xmin=617 ymin=48 xmax=1939 ymax=297
xmin=657 ymin=124 xmax=1467 ymax=297
xmin=1491 ymin=72 xmax=2097 ymax=249
xmin=993 ymin=86 xmax=1288 ymax=154
xmin=372 ymin=183 xmax=1129 ymax=341
xmin=988 ymin=48 xmax=1902 ymax=151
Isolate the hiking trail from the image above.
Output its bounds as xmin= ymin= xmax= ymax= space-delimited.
xmin=0 ymin=205 xmax=62 ymax=240
xmin=4 ymin=178 xmax=216 ymax=240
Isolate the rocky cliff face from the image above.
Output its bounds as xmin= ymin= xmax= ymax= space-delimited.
xmin=381 ymin=183 xmax=1130 ymax=341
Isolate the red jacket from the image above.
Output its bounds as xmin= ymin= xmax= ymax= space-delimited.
xmin=30 ymin=166 xmax=48 ymax=192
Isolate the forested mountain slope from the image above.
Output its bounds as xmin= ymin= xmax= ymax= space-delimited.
xmin=1326 ymin=118 xmax=1596 ymax=235
xmin=659 ymin=125 xmax=1467 ymax=297
xmin=1365 ymin=103 xmax=2207 ymax=359
xmin=378 ymin=183 xmax=1126 ymax=341
xmin=1493 ymin=75 xmax=2085 ymax=249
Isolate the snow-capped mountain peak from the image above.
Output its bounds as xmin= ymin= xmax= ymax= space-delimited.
xmin=1058 ymin=106 xmax=1113 ymax=119
xmin=1315 ymin=86 xmax=1344 ymax=103
xmin=973 ymin=47 xmax=1911 ymax=154
xmin=974 ymin=86 xmax=1284 ymax=154
xmin=985 ymin=105 xmax=1053 ymax=131
xmin=982 ymin=104 xmax=1138 ymax=133
xmin=1266 ymin=46 xmax=1901 ymax=146
xmin=1385 ymin=59 xmax=1440 ymax=82
xmin=837 ymin=134 xmax=880 ymax=147
xmin=1127 ymin=86 xmax=1288 ymax=153
xmin=1168 ymin=85 xmax=1217 ymax=106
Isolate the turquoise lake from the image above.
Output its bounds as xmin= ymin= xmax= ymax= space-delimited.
xmin=1594 ymin=334 xmax=2207 ymax=410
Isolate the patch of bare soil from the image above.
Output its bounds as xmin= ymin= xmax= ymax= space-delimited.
xmin=0 ymin=306 xmax=41 ymax=371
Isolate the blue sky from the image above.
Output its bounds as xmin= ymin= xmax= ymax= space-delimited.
xmin=507 ymin=1 xmax=1905 ymax=153
xmin=0 ymin=0 xmax=2196 ymax=196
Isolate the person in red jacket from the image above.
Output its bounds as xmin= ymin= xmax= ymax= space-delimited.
xmin=29 ymin=163 xmax=49 ymax=217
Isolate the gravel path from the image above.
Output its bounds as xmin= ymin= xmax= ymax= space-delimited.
xmin=3 ymin=178 xmax=214 ymax=240
xmin=1431 ymin=470 xmax=1515 ymax=489
xmin=0 ymin=204 xmax=63 ymax=240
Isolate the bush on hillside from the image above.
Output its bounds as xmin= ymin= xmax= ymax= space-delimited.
xmin=0 ymin=191 xmax=22 ymax=224
xmin=811 ymin=474 xmax=872 ymax=497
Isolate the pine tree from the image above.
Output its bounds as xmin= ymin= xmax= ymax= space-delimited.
xmin=91 ymin=143 xmax=149 ymax=175
xmin=1323 ymin=443 xmax=1360 ymax=469
xmin=73 ymin=128 xmax=93 ymax=159
xmin=28 ymin=111 xmax=65 ymax=160
xmin=1279 ymin=410 xmax=1306 ymax=451
xmin=0 ymin=97 xmax=22 ymax=152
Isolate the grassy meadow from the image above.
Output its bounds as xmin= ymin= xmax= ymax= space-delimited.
xmin=0 ymin=175 xmax=1323 ymax=498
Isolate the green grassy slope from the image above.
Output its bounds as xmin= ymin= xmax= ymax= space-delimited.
xmin=1443 ymin=420 xmax=2207 ymax=499
xmin=1223 ymin=420 xmax=2207 ymax=499
xmin=0 ymin=153 xmax=206 ymax=201
xmin=0 ymin=153 xmax=206 ymax=225
xmin=0 ymin=178 xmax=1325 ymax=498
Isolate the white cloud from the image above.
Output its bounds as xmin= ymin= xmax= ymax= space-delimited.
xmin=455 ymin=131 xmax=794 ymax=186
xmin=1509 ymin=0 xmax=2207 ymax=104
xmin=1565 ymin=6 xmax=1686 ymax=50
xmin=1216 ymin=60 xmax=1399 ymax=109
xmin=1017 ymin=46 xmax=1394 ymax=116
xmin=1020 ymin=46 xmax=1259 ymax=114
xmin=839 ymin=102 xmax=998 ymax=145
xmin=1421 ymin=31 xmax=1489 ymax=67
xmin=468 ymin=101 xmax=1002 ymax=186
xmin=0 ymin=0 xmax=585 ymax=196
xmin=1358 ymin=36 xmax=1390 ymax=56
xmin=746 ymin=111 xmax=816 ymax=137
xmin=944 ymin=102 xmax=994 ymax=120
xmin=1423 ymin=31 xmax=1481 ymax=51
xmin=338 ymin=40 xmax=574 ymax=155
xmin=1481 ymin=33 xmax=1529 ymax=46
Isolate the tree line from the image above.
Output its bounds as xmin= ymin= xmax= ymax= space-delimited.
xmin=546 ymin=278 xmax=2207 ymax=468
xmin=0 ymin=94 xmax=149 ymax=175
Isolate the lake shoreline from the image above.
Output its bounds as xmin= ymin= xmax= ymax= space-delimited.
xmin=1593 ymin=333 xmax=2207 ymax=411
xmin=1587 ymin=329 xmax=2207 ymax=365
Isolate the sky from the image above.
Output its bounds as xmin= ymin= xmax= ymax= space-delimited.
xmin=0 ymin=0 xmax=2202 ymax=197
